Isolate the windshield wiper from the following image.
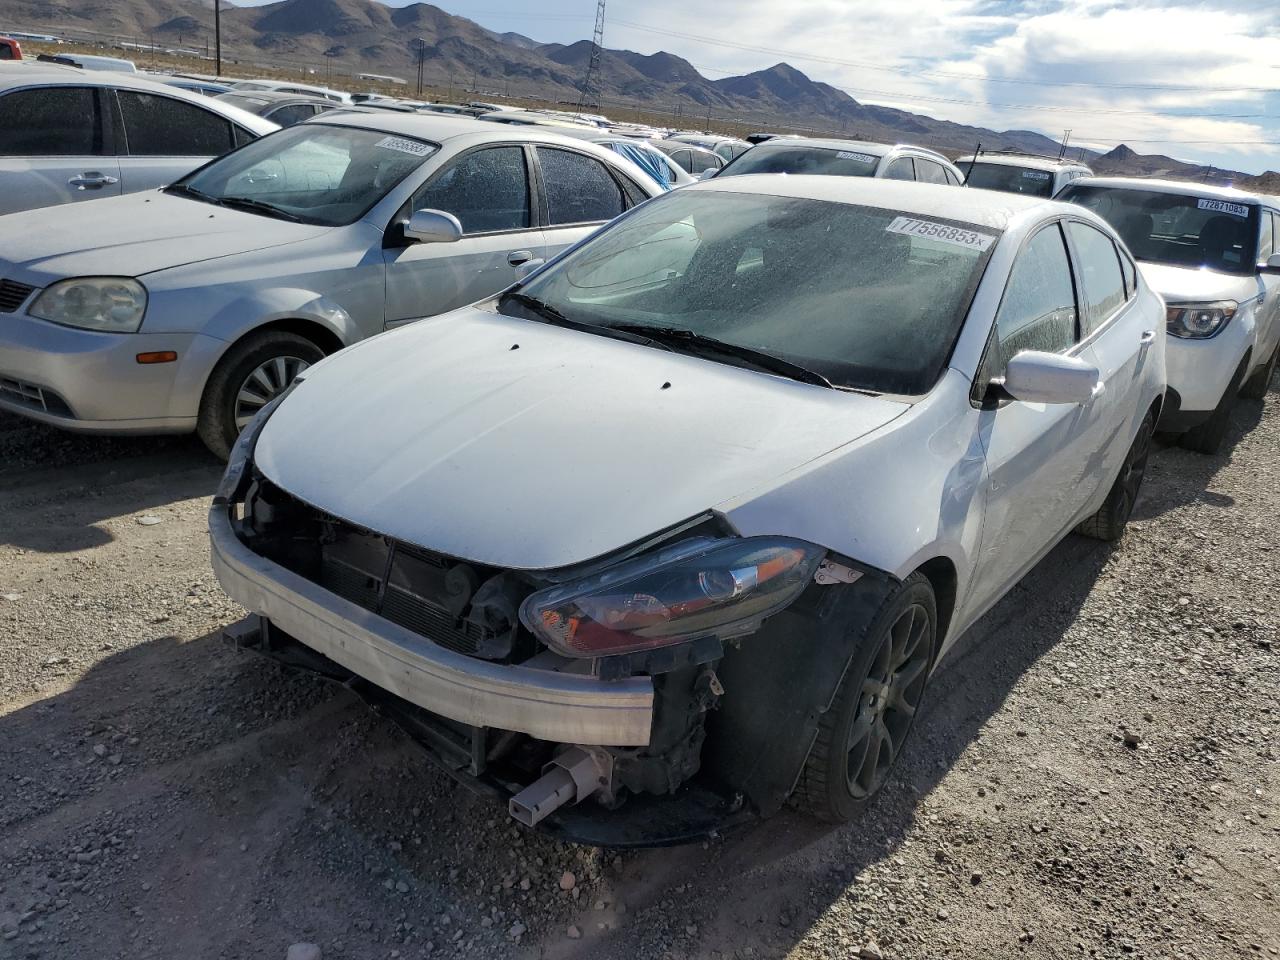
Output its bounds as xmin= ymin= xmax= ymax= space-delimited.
xmin=604 ymin=323 xmax=835 ymax=389
xmin=499 ymin=292 xmax=670 ymax=350
xmin=214 ymin=196 xmax=303 ymax=222
xmin=165 ymin=183 xmax=216 ymax=204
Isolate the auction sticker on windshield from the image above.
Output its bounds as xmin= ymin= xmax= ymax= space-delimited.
xmin=375 ymin=136 xmax=433 ymax=157
xmin=837 ymin=151 xmax=878 ymax=163
xmin=1022 ymin=170 xmax=1051 ymax=180
xmin=1198 ymin=199 xmax=1249 ymax=218
xmin=886 ymin=216 xmax=996 ymax=251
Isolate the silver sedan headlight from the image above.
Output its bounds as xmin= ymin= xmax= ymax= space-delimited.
xmin=29 ymin=277 xmax=148 ymax=333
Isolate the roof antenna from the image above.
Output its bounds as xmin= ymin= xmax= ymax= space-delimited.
xmin=967 ymin=141 xmax=981 ymax=181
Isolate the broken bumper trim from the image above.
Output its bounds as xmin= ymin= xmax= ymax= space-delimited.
xmin=208 ymin=505 xmax=655 ymax=746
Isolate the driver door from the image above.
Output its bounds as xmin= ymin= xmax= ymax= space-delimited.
xmin=382 ymin=145 xmax=545 ymax=328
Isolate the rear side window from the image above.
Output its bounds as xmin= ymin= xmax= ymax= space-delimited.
xmin=882 ymin=157 xmax=914 ymax=180
xmin=1259 ymin=211 xmax=1274 ymax=263
xmin=1066 ymin=221 xmax=1127 ymax=336
xmin=537 ymin=147 xmax=625 ymax=225
xmin=993 ymin=223 xmax=1078 ymax=372
xmin=688 ymin=152 xmax=721 ymax=175
xmin=945 ymin=167 xmax=963 ymax=186
xmin=266 ymin=103 xmax=319 ymax=127
xmin=0 ymin=87 xmax=100 ymax=156
xmin=116 ymin=91 xmax=235 ymax=156
xmin=414 ymin=146 xmax=530 ymax=234
xmin=915 ymin=158 xmax=949 ymax=184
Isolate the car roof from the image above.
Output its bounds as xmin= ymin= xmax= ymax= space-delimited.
xmin=689 ymin=174 xmax=1063 ymax=229
xmin=957 ymin=153 xmax=1091 ymax=172
xmin=221 ymin=89 xmax=332 ymax=105
xmin=1069 ymin=176 xmax=1276 ymax=205
xmin=747 ymin=137 xmax=955 ymax=165
xmin=653 ymin=139 xmax=719 ymax=155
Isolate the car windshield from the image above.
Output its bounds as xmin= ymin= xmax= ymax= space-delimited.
xmin=1059 ymin=184 xmax=1259 ymax=274
xmin=173 ymin=124 xmax=438 ymax=227
xmin=503 ymin=190 xmax=997 ymax=395
xmin=717 ymin=145 xmax=881 ymax=179
xmin=963 ymin=162 xmax=1055 ymax=197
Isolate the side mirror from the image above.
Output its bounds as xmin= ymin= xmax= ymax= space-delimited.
xmin=403 ymin=208 xmax=463 ymax=244
xmin=696 ymin=168 xmax=718 ymax=181
xmin=999 ymin=350 xmax=1102 ymax=405
xmin=1261 ymin=253 xmax=1280 ymax=272
xmin=514 ymin=258 xmax=545 ymax=280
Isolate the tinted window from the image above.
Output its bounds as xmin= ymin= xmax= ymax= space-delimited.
xmin=266 ymin=103 xmax=320 ymax=127
xmin=965 ymin=163 xmax=1055 ymax=197
xmin=0 ymin=87 xmax=99 ymax=156
xmin=719 ymin=144 xmax=881 ymax=179
xmin=883 ymin=157 xmax=915 ymax=180
xmin=507 ymin=191 xmax=998 ymax=395
xmin=915 ymin=158 xmax=949 ymax=184
xmin=1057 ymin=184 xmax=1258 ymax=275
xmin=994 ymin=224 xmax=1078 ymax=372
xmin=671 ymin=149 xmax=694 ymax=172
xmin=688 ymin=151 xmax=721 ymax=175
xmin=538 ymin=147 xmax=624 ymax=225
xmin=1259 ymin=210 xmax=1274 ymax=262
xmin=1066 ymin=221 xmax=1127 ymax=336
xmin=117 ymin=91 xmax=234 ymax=156
xmin=414 ymin=146 xmax=530 ymax=234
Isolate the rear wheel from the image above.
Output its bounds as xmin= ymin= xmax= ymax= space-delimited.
xmin=1240 ymin=343 xmax=1278 ymax=400
xmin=1180 ymin=356 xmax=1248 ymax=455
xmin=794 ymin=573 xmax=937 ymax=822
xmin=197 ymin=330 xmax=324 ymax=460
xmin=1076 ymin=410 xmax=1154 ymax=542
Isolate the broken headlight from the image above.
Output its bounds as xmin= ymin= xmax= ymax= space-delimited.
xmin=520 ymin=537 xmax=825 ymax=658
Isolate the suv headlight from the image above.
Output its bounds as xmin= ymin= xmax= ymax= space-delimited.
xmin=29 ymin=277 xmax=147 ymax=333
xmin=1165 ymin=300 xmax=1236 ymax=339
xmin=520 ymin=537 xmax=825 ymax=658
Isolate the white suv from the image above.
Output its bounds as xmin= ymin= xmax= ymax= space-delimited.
xmin=1059 ymin=177 xmax=1280 ymax=452
xmin=957 ymin=152 xmax=1092 ymax=198
xmin=714 ymin=139 xmax=966 ymax=185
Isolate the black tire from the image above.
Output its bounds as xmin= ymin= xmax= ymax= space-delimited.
xmin=1240 ymin=343 xmax=1278 ymax=400
xmin=1075 ymin=409 xmax=1154 ymax=542
xmin=793 ymin=572 xmax=937 ymax=822
xmin=196 ymin=330 xmax=324 ymax=460
xmin=1180 ymin=355 xmax=1248 ymax=455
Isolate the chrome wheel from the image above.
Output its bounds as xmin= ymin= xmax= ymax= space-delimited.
xmin=234 ymin=355 xmax=309 ymax=430
xmin=845 ymin=602 xmax=931 ymax=799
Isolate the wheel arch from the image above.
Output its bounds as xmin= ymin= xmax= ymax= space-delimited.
xmin=913 ymin=555 xmax=957 ymax=654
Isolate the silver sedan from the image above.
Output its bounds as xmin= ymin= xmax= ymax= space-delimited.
xmin=0 ymin=113 xmax=665 ymax=456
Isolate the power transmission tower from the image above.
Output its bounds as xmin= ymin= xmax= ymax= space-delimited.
xmin=577 ymin=0 xmax=606 ymax=111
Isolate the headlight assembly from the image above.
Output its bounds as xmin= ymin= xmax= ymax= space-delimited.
xmin=1165 ymin=300 xmax=1236 ymax=339
xmin=29 ymin=277 xmax=147 ymax=333
xmin=520 ymin=537 xmax=825 ymax=658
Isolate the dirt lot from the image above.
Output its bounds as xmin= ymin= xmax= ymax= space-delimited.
xmin=1 ymin=388 xmax=1277 ymax=960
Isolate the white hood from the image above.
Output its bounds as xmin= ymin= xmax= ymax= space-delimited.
xmin=1137 ymin=261 xmax=1258 ymax=304
xmin=253 ymin=307 xmax=909 ymax=570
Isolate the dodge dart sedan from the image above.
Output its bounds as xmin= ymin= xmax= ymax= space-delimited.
xmin=211 ymin=177 xmax=1166 ymax=844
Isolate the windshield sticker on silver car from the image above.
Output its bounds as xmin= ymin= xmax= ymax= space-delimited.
xmin=836 ymin=151 xmax=877 ymax=163
xmin=1198 ymin=198 xmax=1249 ymax=218
xmin=886 ymin=216 xmax=996 ymax=251
xmin=375 ymin=136 xmax=433 ymax=157
xmin=1022 ymin=170 xmax=1052 ymax=180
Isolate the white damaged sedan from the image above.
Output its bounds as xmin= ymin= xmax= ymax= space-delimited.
xmin=211 ymin=177 xmax=1166 ymax=845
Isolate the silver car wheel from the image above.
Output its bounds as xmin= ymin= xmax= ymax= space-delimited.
xmin=234 ymin=355 xmax=310 ymax=430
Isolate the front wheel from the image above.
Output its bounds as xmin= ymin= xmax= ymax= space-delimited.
xmin=1075 ymin=409 xmax=1154 ymax=542
xmin=197 ymin=330 xmax=324 ymax=459
xmin=1180 ymin=355 xmax=1248 ymax=455
xmin=1240 ymin=343 xmax=1278 ymax=400
xmin=794 ymin=573 xmax=937 ymax=822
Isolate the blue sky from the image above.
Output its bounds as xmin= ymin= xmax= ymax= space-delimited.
xmin=245 ymin=0 xmax=1280 ymax=173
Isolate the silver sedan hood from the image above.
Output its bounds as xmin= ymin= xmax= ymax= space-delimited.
xmin=0 ymin=191 xmax=327 ymax=283
xmin=253 ymin=306 xmax=910 ymax=570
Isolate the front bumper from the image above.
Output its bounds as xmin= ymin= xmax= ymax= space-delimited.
xmin=1163 ymin=322 xmax=1250 ymax=418
xmin=208 ymin=503 xmax=656 ymax=747
xmin=0 ymin=311 xmax=225 ymax=433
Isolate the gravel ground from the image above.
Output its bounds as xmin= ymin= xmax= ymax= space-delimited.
xmin=0 ymin=387 xmax=1276 ymax=960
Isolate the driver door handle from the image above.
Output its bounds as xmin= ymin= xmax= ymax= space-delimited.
xmin=1139 ymin=329 xmax=1157 ymax=349
xmin=507 ymin=250 xmax=534 ymax=267
xmin=68 ymin=172 xmax=118 ymax=190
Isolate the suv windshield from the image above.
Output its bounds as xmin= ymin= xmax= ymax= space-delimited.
xmin=1059 ymin=184 xmax=1259 ymax=274
xmin=173 ymin=124 xmax=438 ymax=226
xmin=717 ymin=145 xmax=881 ymax=179
xmin=964 ymin=162 xmax=1055 ymax=197
xmin=502 ymin=190 xmax=997 ymax=395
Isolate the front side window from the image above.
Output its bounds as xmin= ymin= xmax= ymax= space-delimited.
xmin=1065 ymin=221 xmax=1127 ymax=336
xmin=116 ymin=91 xmax=235 ymax=156
xmin=688 ymin=151 xmax=721 ymax=175
xmin=176 ymin=123 xmax=437 ymax=226
xmin=0 ymin=87 xmax=99 ymax=156
xmin=413 ymin=146 xmax=529 ymax=233
xmin=992 ymin=224 xmax=1078 ymax=373
xmin=964 ymin=162 xmax=1055 ymax=197
xmin=537 ymin=147 xmax=624 ymax=225
xmin=505 ymin=190 xmax=998 ymax=395
xmin=266 ymin=103 xmax=320 ymax=127
xmin=718 ymin=145 xmax=882 ymax=179
xmin=1058 ymin=184 xmax=1259 ymax=275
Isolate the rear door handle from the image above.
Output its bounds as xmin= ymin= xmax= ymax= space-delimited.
xmin=68 ymin=172 xmax=119 ymax=190
xmin=507 ymin=249 xmax=534 ymax=267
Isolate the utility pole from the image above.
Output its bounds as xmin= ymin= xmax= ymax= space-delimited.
xmin=576 ymin=0 xmax=606 ymax=111
xmin=448 ymin=68 xmax=454 ymax=101
xmin=1057 ymin=128 xmax=1071 ymax=160
xmin=213 ymin=0 xmax=221 ymax=76
xmin=415 ymin=37 xmax=425 ymax=97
